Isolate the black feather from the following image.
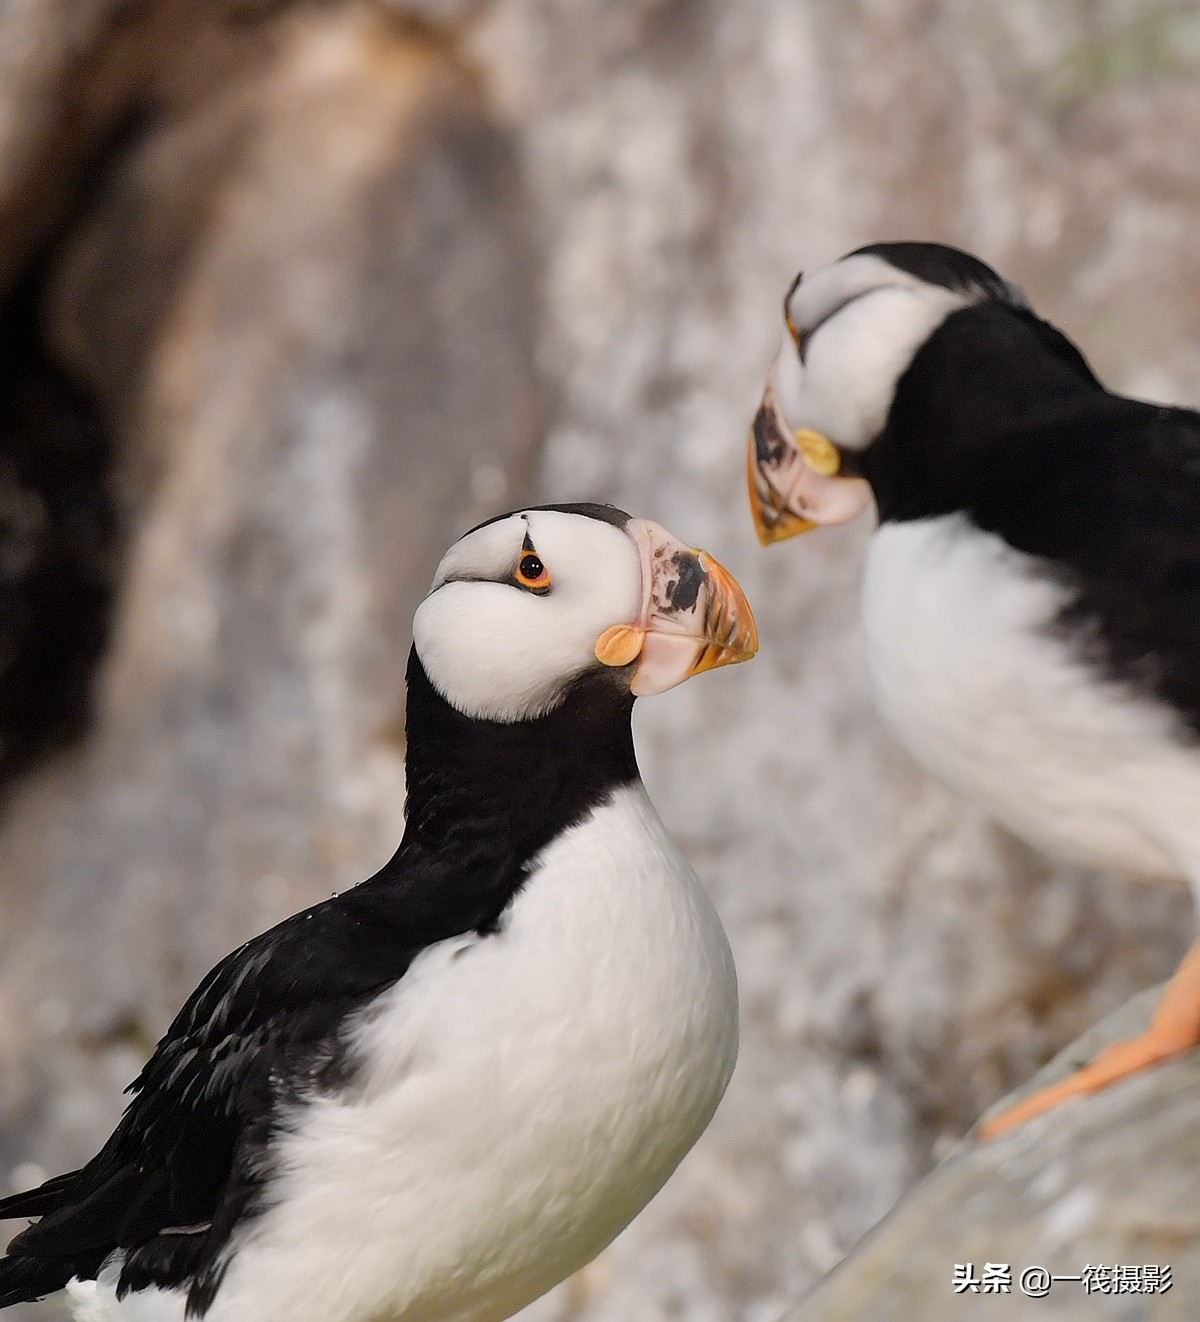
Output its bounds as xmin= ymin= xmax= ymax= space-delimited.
xmin=0 ymin=1172 xmax=80 ymax=1221
xmin=0 ymin=1253 xmax=90 ymax=1309
xmin=464 ymin=500 xmax=631 ymax=537
xmin=849 ymin=240 xmax=1026 ymax=307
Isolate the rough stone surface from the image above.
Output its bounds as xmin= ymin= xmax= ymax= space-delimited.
xmin=787 ymin=988 xmax=1200 ymax=1320
xmin=0 ymin=3 xmax=1198 ymax=1321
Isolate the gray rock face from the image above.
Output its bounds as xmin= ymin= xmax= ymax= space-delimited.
xmin=0 ymin=2 xmax=1198 ymax=1320
xmin=0 ymin=12 xmax=542 ymax=1318
xmin=788 ymin=988 xmax=1199 ymax=1321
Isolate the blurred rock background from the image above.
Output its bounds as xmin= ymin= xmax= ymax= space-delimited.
xmin=0 ymin=1 xmax=1198 ymax=1318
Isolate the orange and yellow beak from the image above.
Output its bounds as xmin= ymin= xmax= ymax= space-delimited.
xmin=746 ymin=360 xmax=872 ymax=546
xmin=595 ymin=519 xmax=758 ymax=696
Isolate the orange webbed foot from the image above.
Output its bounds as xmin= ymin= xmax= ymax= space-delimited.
xmin=979 ymin=935 xmax=1200 ymax=1141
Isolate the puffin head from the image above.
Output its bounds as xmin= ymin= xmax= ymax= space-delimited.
xmin=746 ymin=241 xmax=1030 ymax=544
xmin=412 ymin=503 xmax=758 ymax=723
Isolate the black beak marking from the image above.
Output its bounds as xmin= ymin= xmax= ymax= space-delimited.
xmin=664 ymin=552 xmax=705 ymax=613
xmin=752 ymin=404 xmax=789 ymax=466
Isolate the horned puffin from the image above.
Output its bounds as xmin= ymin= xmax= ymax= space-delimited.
xmin=0 ymin=503 xmax=757 ymax=1319
xmin=746 ymin=240 xmax=1200 ymax=1138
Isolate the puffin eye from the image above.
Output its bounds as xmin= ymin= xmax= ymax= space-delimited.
xmin=784 ymin=309 xmax=809 ymax=362
xmin=513 ymin=550 xmax=552 ymax=595
xmin=783 ymin=271 xmax=809 ymax=361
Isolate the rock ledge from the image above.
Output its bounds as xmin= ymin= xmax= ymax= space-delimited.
xmin=787 ymin=986 xmax=1200 ymax=1320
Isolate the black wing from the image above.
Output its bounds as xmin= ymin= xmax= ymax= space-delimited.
xmin=0 ymin=850 xmax=524 ymax=1314
xmin=976 ymin=387 xmax=1200 ymax=735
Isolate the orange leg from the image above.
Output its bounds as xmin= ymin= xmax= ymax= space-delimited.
xmin=979 ymin=935 xmax=1200 ymax=1141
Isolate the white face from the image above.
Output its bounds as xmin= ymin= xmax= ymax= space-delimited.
xmin=776 ymin=253 xmax=974 ymax=451
xmin=413 ymin=510 xmax=642 ymax=723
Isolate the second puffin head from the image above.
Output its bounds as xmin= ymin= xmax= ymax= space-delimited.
xmin=747 ymin=242 xmax=1031 ymax=543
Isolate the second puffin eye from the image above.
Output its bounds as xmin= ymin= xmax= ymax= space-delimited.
xmin=783 ymin=271 xmax=808 ymax=360
xmin=785 ymin=309 xmax=809 ymax=362
xmin=513 ymin=551 xmax=552 ymax=594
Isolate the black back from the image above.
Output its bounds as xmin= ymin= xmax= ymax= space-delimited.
xmin=857 ymin=296 xmax=1200 ymax=734
xmin=0 ymin=651 xmax=638 ymax=1314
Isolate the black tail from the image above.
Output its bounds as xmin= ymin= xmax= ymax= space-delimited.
xmin=0 ymin=1171 xmax=79 ymax=1222
xmin=0 ymin=1168 xmax=92 ymax=1307
xmin=0 ymin=1250 xmax=77 ymax=1307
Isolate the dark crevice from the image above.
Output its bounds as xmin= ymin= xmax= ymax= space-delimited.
xmin=0 ymin=113 xmax=150 ymax=796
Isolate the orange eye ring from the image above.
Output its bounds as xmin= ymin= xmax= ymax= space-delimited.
xmin=513 ymin=550 xmax=552 ymax=594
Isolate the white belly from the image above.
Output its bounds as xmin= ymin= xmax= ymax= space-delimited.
xmin=145 ymin=782 xmax=737 ymax=1322
xmin=861 ymin=516 xmax=1200 ymax=886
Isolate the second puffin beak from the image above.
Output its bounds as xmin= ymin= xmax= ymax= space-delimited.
xmin=747 ymin=358 xmax=873 ymax=545
xmin=594 ymin=520 xmax=758 ymax=696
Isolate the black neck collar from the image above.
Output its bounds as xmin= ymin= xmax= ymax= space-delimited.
xmin=859 ymin=301 xmax=1110 ymax=527
xmin=393 ymin=651 xmax=639 ymax=872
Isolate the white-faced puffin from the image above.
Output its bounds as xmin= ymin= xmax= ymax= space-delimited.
xmin=0 ymin=503 xmax=757 ymax=1319
xmin=746 ymin=240 xmax=1200 ymax=1138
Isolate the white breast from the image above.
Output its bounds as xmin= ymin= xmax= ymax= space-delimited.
xmin=148 ymin=782 xmax=737 ymax=1322
xmin=861 ymin=516 xmax=1200 ymax=889
xmin=66 ymin=1277 xmax=182 ymax=1321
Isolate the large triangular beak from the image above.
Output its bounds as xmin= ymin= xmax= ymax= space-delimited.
xmin=594 ymin=520 xmax=758 ymax=696
xmin=746 ymin=360 xmax=872 ymax=545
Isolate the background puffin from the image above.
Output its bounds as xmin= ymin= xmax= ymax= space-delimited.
xmin=746 ymin=241 xmax=1200 ymax=1139
xmin=0 ymin=503 xmax=756 ymax=1320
